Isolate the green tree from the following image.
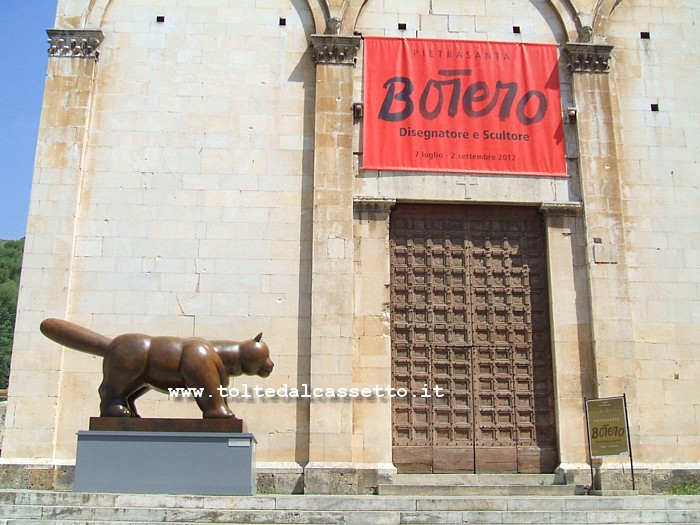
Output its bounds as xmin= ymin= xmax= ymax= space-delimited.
xmin=0 ymin=238 xmax=24 ymax=389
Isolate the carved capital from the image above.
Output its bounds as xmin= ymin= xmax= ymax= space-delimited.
xmin=353 ymin=196 xmax=396 ymax=217
xmin=47 ymin=29 xmax=104 ymax=59
xmin=565 ymin=43 xmax=613 ymax=73
xmin=310 ymin=35 xmax=361 ymax=65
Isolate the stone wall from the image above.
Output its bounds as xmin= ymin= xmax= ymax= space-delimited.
xmin=603 ymin=0 xmax=700 ymax=465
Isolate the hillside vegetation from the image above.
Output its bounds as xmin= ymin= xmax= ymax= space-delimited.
xmin=0 ymin=239 xmax=24 ymax=389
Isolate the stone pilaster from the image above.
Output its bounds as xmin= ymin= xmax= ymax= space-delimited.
xmin=564 ymin=43 xmax=637 ymax=421
xmin=304 ymin=33 xmax=363 ymax=493
xmin=351 ymin=197 xmax=396 ymax=473
xmin=1 ymin=30 xmax=101 ymax=463
xmin=540 ymin=202 xmax=594 ymax=472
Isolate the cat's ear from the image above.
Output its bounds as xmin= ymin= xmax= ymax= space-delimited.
xmin=254 ymin=332 xmax=263 ymax=342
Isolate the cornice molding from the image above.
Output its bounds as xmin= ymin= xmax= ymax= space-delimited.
xmin=353 ymin=196 xmax=396 ymax=215
xmin=539 ymin=201 xmax=584 ymax=216
xmin=564 ymin=43 xmax=614 ymax=73
xmin=309 ymin=34 xmax=361 ymax=66
xmin=47 ymin=29 xmax=104 ymax=59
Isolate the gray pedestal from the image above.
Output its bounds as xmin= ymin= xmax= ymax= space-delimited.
xmin=74 ymin=431 xmax=256 ymax=495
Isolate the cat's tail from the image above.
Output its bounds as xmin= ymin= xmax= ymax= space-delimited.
xmin=40 ymin=318 xmax=112 ymax=358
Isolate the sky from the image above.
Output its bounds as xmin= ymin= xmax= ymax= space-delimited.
xmin=0 ymin=1 xmax=57 ymax=240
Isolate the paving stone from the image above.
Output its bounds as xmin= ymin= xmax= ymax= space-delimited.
xmin=274 ymin=495 xmax=416 ymax=511
xmin=416 ymin=498 xmax=507 ymax=511
xmin=399 ymin=511 xmax=466 ymax=524
xmin=0 ymin=506 xmax=43 ymax=519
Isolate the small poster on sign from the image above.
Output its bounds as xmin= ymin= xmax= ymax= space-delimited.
xmin=586 ymin=396 xmax=630 ymax=458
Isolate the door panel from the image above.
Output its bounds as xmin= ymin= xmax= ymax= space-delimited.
xmin=390 ymin=204 xmax=557 ymax=474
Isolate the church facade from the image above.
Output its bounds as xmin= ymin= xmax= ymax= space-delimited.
xmin=2 ymin=0 xmax=699 ymax=493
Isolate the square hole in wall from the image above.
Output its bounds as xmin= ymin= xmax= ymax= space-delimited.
xmin=156 ymin=15 xmax=165 ymax=23
xmin=398 ymin=22 xmax=407 ymax=30
xmin=279 ymin=17 xmax=287 ymax=26
xmin=513 ymin=26 xmax=521 ymax=34
xmin=640 ymin=31 xmax=650 ymax=39
xmin=651 ymin=103 xmax=659 ymax=112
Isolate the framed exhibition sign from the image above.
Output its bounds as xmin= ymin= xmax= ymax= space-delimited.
xmin=585 ymin=396 xmax=631 ymax=459
xmin=584 ymin=395 xmax=636 ymax=491
xmin=363 ymin=37 xmax=567 ymax=177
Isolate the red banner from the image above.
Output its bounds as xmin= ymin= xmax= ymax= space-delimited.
xmin=362 ymin=37 xmax=566 ymax=177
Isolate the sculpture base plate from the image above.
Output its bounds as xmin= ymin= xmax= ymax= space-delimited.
xmin=89 ymin=417 xmax=246 ymax=433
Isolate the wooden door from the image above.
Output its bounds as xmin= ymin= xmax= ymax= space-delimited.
xmin=390 ymin=204 xmax=557 ymax=473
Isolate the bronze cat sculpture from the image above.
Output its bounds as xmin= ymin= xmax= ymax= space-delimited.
xmin=40 ymin=318 xmax=274 ymax=418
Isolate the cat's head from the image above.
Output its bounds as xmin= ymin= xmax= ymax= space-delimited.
xmin=239 ymin=333 xmax=274 ymax=378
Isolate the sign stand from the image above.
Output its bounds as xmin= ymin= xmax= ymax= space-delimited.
xmin=584 ymin=394 xmax=635 ymax=492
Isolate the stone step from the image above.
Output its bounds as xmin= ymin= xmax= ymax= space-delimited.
xmin=376 ymin=483 xmax=584 ymax=496
xmin=390 ymin=473 xmax=562 ymax=486
xmin=376 ymin=473 xmax=585 ymax=496
xmin=1 ymin=490 xmax=699 ymax=524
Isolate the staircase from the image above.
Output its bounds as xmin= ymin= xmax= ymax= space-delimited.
xmin=1 ymin=489 xmax=699 ymax=524
xmin=377 ymin=473 xmax=586 ymax=496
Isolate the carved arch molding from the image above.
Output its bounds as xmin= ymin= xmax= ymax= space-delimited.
xmin=79 ymin=0 xmax=605 ymax=43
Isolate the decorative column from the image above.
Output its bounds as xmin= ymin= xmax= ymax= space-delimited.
xmin=1 ymin=29 xmax=103 ymax=477
xmin=304 ymin=30 xmax=362 ymax=494
xmin=564 ymin=43 xmax=637 ymax=423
